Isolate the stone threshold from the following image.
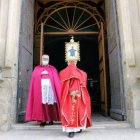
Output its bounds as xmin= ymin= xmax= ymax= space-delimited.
xmin=12 ymin=121 xmax=130 ymax=130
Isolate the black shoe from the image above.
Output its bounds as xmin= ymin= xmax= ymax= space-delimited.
xmin=40 ymin=122 xmax=46 ymax=127
xmin=77 ymin=129 xmax=82 ymax=133
xmin=48 ymin=121 xmax=54 ymax=125
xmin=68 ymin=132 xmax=75 ymax=138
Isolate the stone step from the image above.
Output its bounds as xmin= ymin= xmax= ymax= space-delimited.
xmin=12 ymin=121 xmax=130 ymax=130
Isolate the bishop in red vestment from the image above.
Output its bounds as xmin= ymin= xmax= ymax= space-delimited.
xmin=60 ymin=64 xmax=92 ymax=138
xmin=59 ymin=36 xmax=92 ymax=137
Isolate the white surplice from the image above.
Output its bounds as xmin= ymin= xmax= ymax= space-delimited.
xmin=41 ymin=79 xmax=56 ymax=105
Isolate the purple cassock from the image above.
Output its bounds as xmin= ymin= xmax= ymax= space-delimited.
xmin=26 ymin=65 xmax=61 ymax=122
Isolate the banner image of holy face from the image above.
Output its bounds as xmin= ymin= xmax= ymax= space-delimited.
xmin=65 ymin=40 xmax=80 ymax=62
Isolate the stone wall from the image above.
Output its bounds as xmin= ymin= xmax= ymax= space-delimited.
xmin=0 ymin=0 xmax=22 ymax=131
xmin=127 ymin=0 xmax=140 ymax=128
xmin=0 ymin=0 xmax=34 ymax=131
xmin=117 ymin=0 xmax=140 ymax=128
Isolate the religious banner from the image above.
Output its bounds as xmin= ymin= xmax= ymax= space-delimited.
xmin=65 ymin=36 xmax=80 ymax=62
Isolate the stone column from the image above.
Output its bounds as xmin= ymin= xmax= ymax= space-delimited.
xmin=5 ymin=0 xmax=22 ymax=68
xmin=128 ymin=0 xmax=140 ymax=128
xmin=0 ymin=0 xmax=9 ymax=78
xmin=117 ymin=0 xmax=140 ymax=128
xmin=0 ymin=0 xmax=22 ymax=131
xmin=0 ymin=0 xmax=10 ymax=131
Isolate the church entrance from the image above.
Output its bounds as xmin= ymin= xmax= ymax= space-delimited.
xmin=17 ymin=0 xmax=126 ymax=123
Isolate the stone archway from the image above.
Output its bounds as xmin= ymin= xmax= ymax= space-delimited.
xmin=33 ymin=0 xmax=109 ymax=117
xmin=15 ymin=1 xmax=125 ymax=120
xmin=31 ymin=0 xmax=125 ymax=121
xmin=16 ymin=0 xmax=126 ymax=123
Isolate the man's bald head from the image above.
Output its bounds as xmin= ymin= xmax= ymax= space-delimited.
xmin=42 ymin=54 xmax=49 ymax=59
xmin=42 ymin=54 xmax=49 ymax=65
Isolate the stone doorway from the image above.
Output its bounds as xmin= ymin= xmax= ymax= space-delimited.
xmin=16 ymin=0 xmax=126 ymax=123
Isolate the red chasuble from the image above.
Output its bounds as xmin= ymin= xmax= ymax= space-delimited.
xmin=59 ymin=64 xmax=92 ymax=128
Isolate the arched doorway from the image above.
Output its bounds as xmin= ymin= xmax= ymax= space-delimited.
xmin=17 ymin=0 xmax=126 ymax=122
xmin=35 ymin=0 xmax=108 ymax=115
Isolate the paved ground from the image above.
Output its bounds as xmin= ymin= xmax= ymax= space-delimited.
xmin=0 ymin=127 xmax=140 ymax=140
xmin=0 ymin=114 xmax=140 ymax=140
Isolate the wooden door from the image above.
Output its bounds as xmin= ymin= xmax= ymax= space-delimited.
xmin=105 ymin=0 xmax=126 ymax=120
xmin=16 ymin=1 xmax=34 ymax=122
xmin=17 ymin=45 xmax=33 ymax=122
xmin=98 ymin=22 xmax=108 ymax=116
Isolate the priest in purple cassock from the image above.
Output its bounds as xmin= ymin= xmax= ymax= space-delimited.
xmin=26 ymin=54 xmax=61 ymax=126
